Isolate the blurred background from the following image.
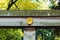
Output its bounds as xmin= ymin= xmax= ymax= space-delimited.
xmin=0 ymin=28 xmax=60 ymax=40
xmin=0 ymin=0 xmax=60 ymax=10
xmin=0 ymin=28 xmax=23 ymax=40
xmin=36 ymin=28 xmax=60 ymax=40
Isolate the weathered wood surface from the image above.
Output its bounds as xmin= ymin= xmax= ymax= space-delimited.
xmin=0 ymin=17 xmax=60 ymax=26
xmin=0 ymin=10 xmax=60 ymax=16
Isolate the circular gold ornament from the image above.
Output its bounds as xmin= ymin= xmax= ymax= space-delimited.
xmin=26 ymin=17 xmax=33 ymax=25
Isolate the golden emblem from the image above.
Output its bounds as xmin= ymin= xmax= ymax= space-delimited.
xmin=26 ymin=17 xmax=33 ymax=25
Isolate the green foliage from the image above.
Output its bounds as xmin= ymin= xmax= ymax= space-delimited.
xmin=0 ymin=28 xmax=23 ymax=40
xmin=0 ymin=0 xmax=59 ymax=10
xmin=37 ymin=0 xmax=58 ymax=10
xmin=50 ymin=0 xmax=58 ymax=8
xmin=0 ymin=0 xmax=9 ymax=10
xmin=10 ymin=0 xmax=38 ymax=10
xmin=37 ymin=29 xmax=55 ymax=40
xmin=37 ymin=0 xmax=50 ymax=10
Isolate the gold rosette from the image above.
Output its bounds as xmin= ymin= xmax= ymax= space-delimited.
xmin=26 ymin=17 xmax=33 ymax=25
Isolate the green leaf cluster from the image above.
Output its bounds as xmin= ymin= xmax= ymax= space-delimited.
xmin=0 ymin=28 xmax=23 ymax=40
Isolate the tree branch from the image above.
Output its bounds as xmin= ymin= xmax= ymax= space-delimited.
xmin=14 ymin=3 xmax=20 ymax=10
xmin=7 ymin=0 xmax=18 ymax=10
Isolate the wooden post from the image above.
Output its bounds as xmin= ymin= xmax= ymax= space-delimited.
xmin=23 ymin=17 xmax=36 ymax=40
